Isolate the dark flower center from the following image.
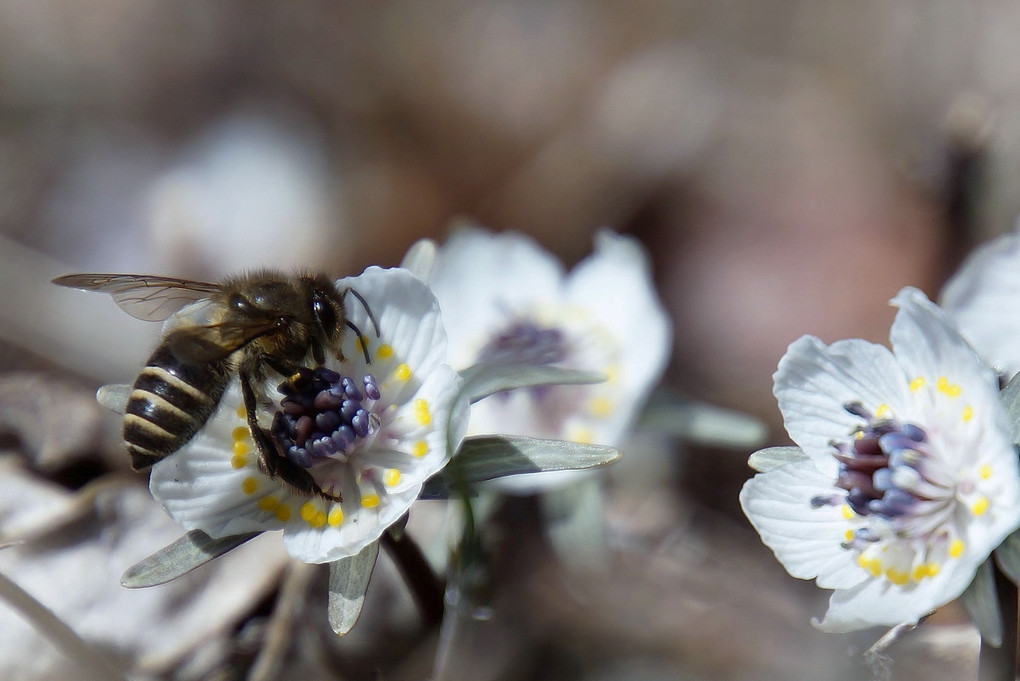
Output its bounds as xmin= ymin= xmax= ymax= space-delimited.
xmin=812 ymin=402 xmax=954 ymax=543
xmin=477 ymin=319 xmax=567 ymax=366
xmin=272 ymin=367 xmax=381 ymax=468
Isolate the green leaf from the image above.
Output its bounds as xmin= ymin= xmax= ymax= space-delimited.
xmin=458 ymin=361 xmax=605 ymax=405
xmin=449 ymin=435 xmax=619 ymax=480
xmin=641 ymin=394 xmax=767 ymax=449
xmin=328 ymin=540 xmax=380 ymax=635
xmin=1001 ymin=372 xmax=1020 ymax=444
xmin=747 ymin=446 xmax=809 ymax=473
xmin=961 ymin=558 xmax=1003 ymax=647
xmin=121 ymin=530 xmax=260 ymax=588
xmin=994 ymin=530 xmax=1020 ymax=585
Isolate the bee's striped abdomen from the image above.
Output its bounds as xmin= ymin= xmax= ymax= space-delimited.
xmin=124 ymin=344 xmax=229 ymax=470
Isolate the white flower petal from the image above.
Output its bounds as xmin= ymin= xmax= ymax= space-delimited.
xmin=564 ymin=230 xmax=672 ymax=444
xmin=740 ymin=461 xmax=868 ymax=590
xmin=774 ymin=335 xmax=908 ymax=465
xmin=429 ymin=226 xmax=565 ymax=367
xmin=814 ymin=551 xmax=979 ymax=632
xmin=337 ymin=266 xmax=448 ymax=392
xmin=889 ymin=287 xmax=1001 ymax=415
xmin=941 ymin=229 xmax=1020 ymax=377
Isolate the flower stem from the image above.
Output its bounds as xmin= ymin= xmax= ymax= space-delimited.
xmin=381 ymin=530 xmax=444 ymax=627
xmin=979 ymin=561 xmax=1018 ymax=681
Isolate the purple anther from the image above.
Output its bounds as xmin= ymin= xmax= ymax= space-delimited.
xmin=351 ymin=408 xmax=371 ymax=437
xmin=288 ymin=445 xmax=313 ymax=468
xmin=810 ymin=494 xmax=842 ymax=508
xmin=311 ymin=436 xmax=338 ymax=459
xmin=835 ymin=470 xmax=879 ymax=497
xmin=363 ymin=374 xmax=381 ymax=400
xmin=332 ymin=425 xmax=355 ymax=449
xmin=851 ymin=435 xmax=883 ymax=458
xmin=339 ymin=399 xmax=359 ymax=422
xmin=316 ymin=410 xmax=342 ymax=434
xmin=843 ymin=402 xmax=872 ymax=419
xmin=873 ymin=468 xmax=894 ymax=492
xmin=846 ymin=491 xmax=872 ymax=516
xmin=901 ymin=423 xmax=927 ymax=442
xmin=342 ymin=376 xmax=363 ymax=401
xmin=313 ymin=390 xmax=342 ymax=411
xmin=294 ymin=415 xmax=314 ymax=447
xmin=318 ymin=368 xmax=341 ymax=383
xmin=281 ymin=397 xmax=304 ymax=416
xmin=880 ymin=489 xmax=915 ymax=515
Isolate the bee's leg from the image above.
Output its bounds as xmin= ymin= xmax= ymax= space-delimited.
xmin=240 ymin=372 xmax=343 ymax=503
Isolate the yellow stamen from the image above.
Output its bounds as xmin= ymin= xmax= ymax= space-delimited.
xmin=842 ymin=504 xmax=855 ymax=520
xmin=301 ymin=501 xmax=318 ymax=523
xmin=590 ymin=397 xmax=613 ymax=418
xmin=973 ymin=497 xmax=990 ymax=516
xmin=258 ymin=496 xmax=279 ymax=512
xmin=394 ymin=363 xmax=412 ymax=381
xmin=236 ymin=404 xmax=247 ymax=419
xmin=875 ymin=404 xmax=892 ymax=419
xmin=233 ymin=440 xmax=250 ymax=456
xmin=909 ymin=377 xmax=926 ymax=392
xmin=230 ymin=454 xmax=247 ymax=470
xmin=886 ymin=568 xmax=910 ymax=586
xmin=412 ymin=440 xmax=429 ymax=458
xmin=242 ymin=477 xmax=258 ymax=495
xmin=384 ymin=468 xmax=402 ymax=487
xmin=361 ymin=494 xmax=380 ymax=509
xmin=981 ymin=464 xmax=993 ymax=480
xmin=414 ymin=399 xmax=431 ymax=426
xmin=377 ymin=344 xmax=394 ymax=359
xmin=950 ymin=539 xmax=965 ymax=558
xmin=275 ymin=505 xmax=291 ymax=522
xmin=328 ymin=507 xmax=344 ymax=526
xmin=232 ymin=426 xmax=250 ymax=441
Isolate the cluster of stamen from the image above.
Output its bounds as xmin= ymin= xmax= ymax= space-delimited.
xmin=272 ymin=367 xmax=381 ymax=468
xmin=477 ymin=319 xmax=567 ymax=366
xmin=807 ymin=401 xmax=968 ymax=584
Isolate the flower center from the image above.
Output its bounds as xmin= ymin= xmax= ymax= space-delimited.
xmin=272 ymin=367 xmax=381 ymax=468
xmin=813 ymin=402 xmax=957 ymax=543
xmin=477 ymin=319 xmax=567 ymax=366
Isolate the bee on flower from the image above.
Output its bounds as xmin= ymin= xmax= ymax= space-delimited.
xmin=137 ymin=266 xmax=468 ymax=564
xmin=740 ymin=287 xmax=1020 ymax=631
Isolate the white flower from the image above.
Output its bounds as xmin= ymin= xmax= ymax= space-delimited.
xmin=941 ymin=226 xmax=1020 ymax=379
xmin=428 ymin=227 xmax=671 ymax=460
xmin=740 ymin=287 xmax=1020 ymax=632
xmin=147 ymin=266 xmax=468 ymax=564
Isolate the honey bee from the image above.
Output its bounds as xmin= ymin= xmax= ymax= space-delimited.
xmin=52 ymin=270 xmax=378 ymax=501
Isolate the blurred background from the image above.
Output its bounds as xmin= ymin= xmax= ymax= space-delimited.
xmin=0 ymin=0 xmax=1014 ymax=679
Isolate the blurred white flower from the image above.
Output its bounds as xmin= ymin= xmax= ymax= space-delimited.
xmin=427 ymin=227 xmax=671 ymax=490
xmin=741 ymin=288 xmax=1020 ymax=631
xmin=941 ymin=226 xmax=1020 ymax=379
xmin=145 ymin=267 xmax=468 ymax=563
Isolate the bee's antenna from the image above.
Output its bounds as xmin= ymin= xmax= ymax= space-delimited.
xmin=341 ymin=288 xmax=381 ymax=338
xmin=346 ymin=320 xmax=373 ymax=365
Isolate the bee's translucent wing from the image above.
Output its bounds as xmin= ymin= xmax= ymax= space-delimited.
xmin=165 ymin=320 xmax=279 ymax=363
xmin=52 ymin=273 xmax=221 ymax=322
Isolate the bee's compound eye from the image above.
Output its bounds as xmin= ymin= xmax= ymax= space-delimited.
xmin=229 ymin=293 xmax=249 ymax=311
xmin=312 ymin=293 xmax=337 ymax=336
